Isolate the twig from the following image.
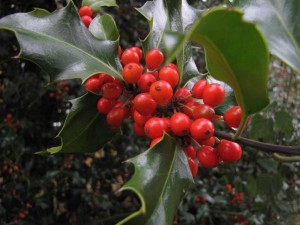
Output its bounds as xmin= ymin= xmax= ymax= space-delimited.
xmin=214 ymin=130 xmax=300 ymax=156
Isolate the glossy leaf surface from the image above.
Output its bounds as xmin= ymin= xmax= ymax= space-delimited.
xmin=242 ymin=0 xmax=300 ymax=73
xmin=89 ymin=14 xmax=119 ymax=41
xmin=38 ymin=93 xmax=116 ymax=155
xmin=188 ymin=7 xmax=269 ymax=137
xmin=118 ymin=134 xmax=193 ymax=225
xmin=82 ymin=0 xmax=118 ymax=12
xmin=0 ymin=1 xmax=122 ymax=83
xmin=137 ymin=0 xmax=203 ymax=85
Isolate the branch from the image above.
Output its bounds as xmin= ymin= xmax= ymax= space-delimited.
xmin=214 ymin=130 xmax=300 ymax=156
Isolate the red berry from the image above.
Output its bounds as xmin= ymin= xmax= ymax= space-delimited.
xmin=174 ymin=88 xmax=193 ymax=104
xmin=121 ymin=49 xmax=140 ymax=65
xmin=197 ymin=146 xmax=220 ymax=168
xmin=188 ymin=158 xmax=198 ymax=177
xmin=128 ymin=47 xmax=143 ymax=59
xmin=133 ymin=110 xmax=151 ymax=126
xmin=133 ymin=93 xmax=157 ymax=116
xmin=198 ymin=136 xmax=215 ymax=147
xmin=159 ymin=66 xmax=179 ymax=88
xmin=216 ymin=139 xmax=242 ymax=162
xmin=224 ymin=106 xmax=242 ymax=128
xmin=183 ymin=145 xmax=196 ymax=159
xmin=149 ymin=80 xmax=173 ymax=104
xmin=161 ymin=117 xmax=172 ymax=134
xmin=78 ymin=6 xmax=93 ymax=17
xmin=202 ymin=83 xmax=225 ymax=107
xmin=133 ymin=122 xmax=145 ymax=136
xmin=98 ymin=73 xmax=115 ymax=85
xmin=137 ymin=73 xmax=156 ymax=92
xmin=122 ymin=63 xmax=142 ymax=84
xmin=150 ymin=137 xmax=162 ymax=147
xmin=170 ymin=112 xmax=191 ymax=136
xmin=193 ymin=104 xmax=215 ymax=120
xmin=190 ymin=118 xmax=215 ymax=141
xmin=84 ymin=77 xmax=102 ymax=93
xmin=181 ymin=101 xmax=201 ymax=119
xmin=106 ymin=107 xmax=125 ymax=128
xmin=192 ymin=79 xmax=207 ymax=99
xmin=97 ymin=97 xmax=116 ymax=113
xmin=101 ymin=82 xmax=122 ymax=100
xmin=226 ymin=183 xmax=233 ymax=193
xmin=144 ymin=117 xmax=167 ymax=139
xmin=165 ymin=63 xmax=179 ymax=72
xmin=145 ymin=49 xmax=164 ymax=69
xmin=81 ymin=15 xmax=92 ymax=27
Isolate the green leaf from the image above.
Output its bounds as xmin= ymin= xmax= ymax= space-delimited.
xmin=187 ymin=7 xmax=269 ymax=137
xmin=137 ymin=0 xmax=203 ymax=85
xmin=82 ymin=0 xmax=118 ymax=12
xmin=242 ymin=0 xmax=300 ymax=73
xmin=0 ymin=1 xmax=122 ymax=83
xmin=89 ymin=14 xmax=119 ymax=41
xmin=117 ymin=134 xmax=193 ymax=225
xmin=37 ymin=93 xmax=116 ymax=155
xmin=249 ymin=114 xmax=274 ymax=142
xmin=257 ymin=174 xmax=283 ymax=196
xmin=274 ymin=110 xmax=294 ymax=135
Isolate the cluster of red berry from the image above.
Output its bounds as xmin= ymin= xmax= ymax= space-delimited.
xmin=84 ymin=46 xmax=243 ymax=177
xmin=48 ymin=80 xmax=70 ymax=101
xmin=2 ymin=159 xmax=19 ymax=175
xmin=78 ymin=5 xmax=95 ymax=28
xmin=231 ymin=191 xmax=244 ymax=204
xmin=13 ymin=203 xmax=32 ymax=224
xmin=3 ymin=113 xmax=19 ymax=132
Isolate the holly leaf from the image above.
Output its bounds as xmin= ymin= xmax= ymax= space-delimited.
xmin=0 ymin=1 xmax=122 ymax=83
xmin=187 ymin=7 xmax=269 ymax=137
xmin=117 ymin=134 xmax=193 ymax=225
xmin=38 ymin=93 xmax=116 ymax=155
xmin=82 ymin=0 xmax=118 ymax=12
xmin=242 ymin=0 xmax=300 ymax=73
xmin=89 ymin=14 xmax=119 ymax=41
xmin=137 ymin=0 xmax=203 ymax=85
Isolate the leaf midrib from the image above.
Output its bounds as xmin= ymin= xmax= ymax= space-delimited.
xmin=2 ymin=26 xmax=121 ymax=78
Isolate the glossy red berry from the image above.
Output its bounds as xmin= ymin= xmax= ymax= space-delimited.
xmin=133 ymin=110 xmax=151 ymax=126
xmin=101 ymin=82 xmax=122 ymax=100
xmin=133 ymin=122 xmax=145 ymax=136
xmin=165 ymin=63 xmax=178 ymax=72
xmin=144 ymin=117 xmax=167 ymax=139
xmin=161 ymin=117 xmax=172 ymax=134
xmin=150 ymin=137 xmax=162 ymax=147
xmin=224 ymin=106 xmax=242 ymax=128
xmin=183 ymin=145 xmax=196 ymax=159
xmin=170 ymin=112 xmax=191 ymax=136
xmin=81 ymin=15 xmax=92 ymax=27
xmin=145 ymin=49 xmax=164 ymax=69
xmin=97 ymin=97 xmax=116 ymax=113
xmin=98 ymin=73 xmax=115 ymax=85
xmin=202 ymin=83 xmax=225 ymax=107
xmin=216 ymin=139 xmax=242 ymax=162
xmin=181 ymin=101 xmax=201 ymax=119
xmin=149 ymin=80 xmax=173 ymax=104
xmin=137 ymin=73 xmax=156 ymax=92
xmin=190 ymin=118 xmax=215 ymax=141
xmin=193 ymin=104 xmax=215 ymax=121
xmin=159 ymin=66 xmax=179 ymax=88
xmin=129 ymin=47 xmax=143 ymax=60
xmin=122 ymin=63 xmax=142 ymax=84
xmin=78 ymin=6 xmax=93 ymax=17
xmin=192 ymin=79 xmax=207 ymax=99
xmin=133 ymin=93 xmax=157 ymax=116
xmin=226 ymin=183 xmax=233 ymax=193
xmin=174 ymin=88 xmax=193 ymax=104
xmin=188 ymin=158 xmax=198 ymax=177
xmin=197 ymin=146 xmax=220 ymax=168
xmin=121 ymin=49 xmax=140 ymax=65
xmin=198 ymin=136 xmax=215 ymax=147
xmin=84 ymin=77 xmax=102 ymax=93
xmin=106 ymin=107 xmax=125 ymax=128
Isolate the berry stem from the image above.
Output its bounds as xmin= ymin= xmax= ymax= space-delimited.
xmin=214 ymin=130 xmax=300 ymax=156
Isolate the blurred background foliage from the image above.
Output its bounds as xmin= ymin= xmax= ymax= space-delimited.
xmin=0 ymin=0 xmax=299 ymax=224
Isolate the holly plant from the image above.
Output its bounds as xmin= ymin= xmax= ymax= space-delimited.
xmin=0 ymin=0 xmax=299 ymax=224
